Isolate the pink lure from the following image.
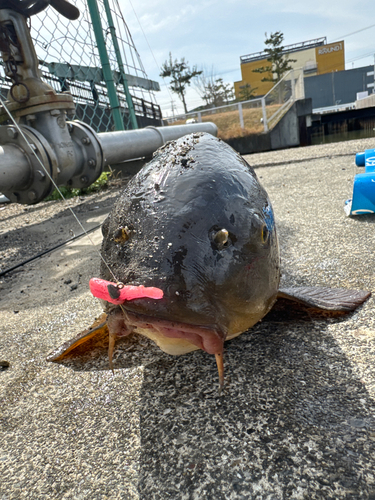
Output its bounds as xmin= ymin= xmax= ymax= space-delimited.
xmin=89 ymin=277 xmax=163 ymax=305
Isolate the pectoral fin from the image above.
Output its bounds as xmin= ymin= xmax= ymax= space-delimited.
xmin=46 ymin=313 xmax=108 ymax=362
xmin=277 ymin=287 xmax=371 ymax=312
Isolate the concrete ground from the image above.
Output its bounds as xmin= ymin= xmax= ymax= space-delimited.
xmin=1 ymin=137 xmax=375 ymax=499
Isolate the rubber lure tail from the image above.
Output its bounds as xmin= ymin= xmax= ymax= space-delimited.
xmin=89 ymin=277 xmax=163 ymax=304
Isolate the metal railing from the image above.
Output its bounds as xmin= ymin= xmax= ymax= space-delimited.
xmin=167 ymin=68 xmax=305 ymax=136
xmin=240 ymin=38 xmax=326 ymax=64
xmin=0 ymin=65 xmax=163 ymax=132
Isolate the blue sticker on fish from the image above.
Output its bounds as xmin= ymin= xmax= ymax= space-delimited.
xmin=263 ymin=203 xmax=275 ymax=232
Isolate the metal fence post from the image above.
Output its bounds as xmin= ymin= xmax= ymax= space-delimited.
xmin=291 ymin=69 xmax=295 ymax=102
xmin=197 ymin=112 xmax=202 ymax=123
xmin=238 ymin=103 xmax=244 ymax=129
xmin=102 ymin=0 xmax=138 ymax=129
xmin=86 ymin=0 xmax=124 ymax=131
xmin=261 ymin=98 xmax=268 ymax=132
xmin=298 ymin=68 xmax=305 ymax=100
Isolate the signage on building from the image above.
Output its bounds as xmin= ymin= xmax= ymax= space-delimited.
xmin=315 ymin=40 xmax=345 ymax=74
xmin=317 ymin=42 xmax=343 ymax=56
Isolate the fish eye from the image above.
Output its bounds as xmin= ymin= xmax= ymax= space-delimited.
xmin=261 ymin=224 xmax=269 ymax=244
xmin=212 ymin=228 xmax=230 ymax=250
xmin=113 ymin=226 xmax=133 ymax=244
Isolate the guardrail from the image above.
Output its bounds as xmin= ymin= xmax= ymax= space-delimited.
xmin=167 ymin=68 xmax=305 ymax=136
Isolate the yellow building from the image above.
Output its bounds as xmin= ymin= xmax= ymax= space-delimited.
xmin=234 ymin=37 xmax=345 ymax=99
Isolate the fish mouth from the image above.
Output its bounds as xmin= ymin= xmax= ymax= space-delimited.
xmin=107 ymin=305 xmax=226 ymax=393
xmin=107 ymin=305 xmax=226 ymax=356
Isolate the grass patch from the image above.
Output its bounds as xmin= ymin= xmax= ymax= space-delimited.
xmin=171 ymin=104 xmax=283 ymax=140
xmin=45 ymin=170 xmax=112 ymax=201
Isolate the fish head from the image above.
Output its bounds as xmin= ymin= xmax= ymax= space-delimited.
xmin=99 ymin=133 xmax=280 ymax=356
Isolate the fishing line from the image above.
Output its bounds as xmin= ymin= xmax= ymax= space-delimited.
xmin=0 ymin=95 xmax=119 ymax=283
xmin=0 ymin=223 xmax=102 ymax=277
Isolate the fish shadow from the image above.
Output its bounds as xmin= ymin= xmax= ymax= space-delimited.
xmin=136 ymin=308 xmax=375 ymax=498
xmin=55 ymin=302 xmax=375 ymax=498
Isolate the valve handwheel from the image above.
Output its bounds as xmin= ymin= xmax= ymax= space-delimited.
xmin=0 ymin=0 xmax=79 ymax=20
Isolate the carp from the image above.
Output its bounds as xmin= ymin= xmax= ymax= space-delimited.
xmin=48 ymin=133 xmax=370 ymax=391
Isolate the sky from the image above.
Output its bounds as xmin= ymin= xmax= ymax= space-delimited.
xmin=118 ymin=0 xmax=375 ymax=118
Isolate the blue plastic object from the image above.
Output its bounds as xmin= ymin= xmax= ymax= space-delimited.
xmin=345 ymin=148 xmax=375 ymax=216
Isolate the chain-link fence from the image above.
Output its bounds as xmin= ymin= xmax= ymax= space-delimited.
xmin=0 ymin=0 xmax=162 ymax=132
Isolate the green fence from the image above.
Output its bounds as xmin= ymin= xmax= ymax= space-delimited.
xmin=0 ymin=0 xmax=162 ymax=132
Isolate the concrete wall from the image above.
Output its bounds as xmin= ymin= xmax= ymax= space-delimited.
xmin=356 ymin=94 xmax=375 ymax=109
xmin=270 ymin=102 xmax=299 ymax=150
xmin=225 ymin=98 xmax=312 ymax=154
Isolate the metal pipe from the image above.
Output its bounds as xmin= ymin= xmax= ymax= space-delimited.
xmin=99 ymin=122 xmax=218 ymax=165
xmin=0 ymin=144 xmax=31 ymax=190
xmin=0 ymin=194 xmax=10 ymax=203
xmin=0 ymin=121 xmax=217 ymax=204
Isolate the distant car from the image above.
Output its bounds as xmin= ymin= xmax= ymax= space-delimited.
xmin=186 ymin=118 xmax=197 ymax=124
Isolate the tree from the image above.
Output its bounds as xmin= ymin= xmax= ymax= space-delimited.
xmin=201 ymin=78 xmax=234 ymax=107
xmin=194 ymin=67 xmax=217 ymax=106
xmin=220 ymin=79 xmax=235 ymax=105
xmin=238 ymin=83 xmax=257 ymax=102
xmin=253 ymin=31 xmax=296 ymax=84
xmin=194 ymin=67 xmax=235 ymax=107
xmin=160 ymin=53 xmax=202 ymax=113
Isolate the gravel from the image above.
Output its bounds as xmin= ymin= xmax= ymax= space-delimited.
xmin=1 ymin=136 xmax=375 ymax=499
xmin=0 ymin=185 xmax=128 ymax=276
